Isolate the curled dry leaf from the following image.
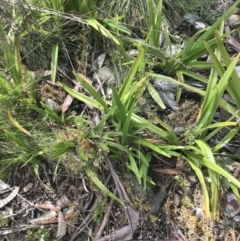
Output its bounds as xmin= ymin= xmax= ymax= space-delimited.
xmin=92 ymin=52 xmax=106 ymax=71
xmin=0 ymin=186 xmax=20 ymax=208
xmin=0 ymin=180 xmax=10 ymax=190
xmin=56 ymin=195 xmax=71 ymax=209
xmin=22 ymin=183 xmax=33 ymax=193
xmin=152 ymin=168 xmax=182 ymax=175
xmin=30 ymin=210 xmax=57 ymax=224
xmin=30 ymin=69 xmax=51 ymax=79
xmin=64 ymin=206 xmax=76 ymax=220
xmin=62 ymin=82 xmax=81 ymax=112
xmin=35 ymin=202 xmax=60 ymax=212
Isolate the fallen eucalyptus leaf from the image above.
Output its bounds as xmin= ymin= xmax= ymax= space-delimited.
xmin=56 ymin=211 xmax=66 ymax=239
xmin=30 ymin=210 xmax=57 ymax=224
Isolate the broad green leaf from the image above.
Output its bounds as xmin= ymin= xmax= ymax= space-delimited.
xmin=86 ymin=19 xmax=120 ymax=45
xmin=185 ymin=151 xmax=240 ymax=188
xmin=111 ymin=84 xmax=127 ymax=128
xmin=179 ymin=70 xmax=208 ymax=84
xmin=7 ymin=111 xmax=33 ymax=137
xmin=213 ymin=125 xmax=240 ymax=152
xmin=187 ymin=61 xmax=214 ymax=68
xmin=188 ymin=157 xmax=210 ymax=219
xmin=195 ymin=120 xmax=238 ymax=137
xmin=51 ymin=44 xmax=58 ymax=84
xmin=59 ymin=83 xmax=104 ymax=111
xmin=215 ymin=30 xmax=240 ymax=107
xmin=103 ymin=17 xmax=132 ymax=35
xmin=154 ymin=0 xmax=163 ymax=47
xmin=84 ymin=167 xmax=123 ymax=204
xmin=139 ymin=153 xmax=152 ymax=190
xmin=149 ymin=73 xmax=205 ymax=96
xmin=195 ymin=140 xmax=219 ymax=220
xmin=127 ymin=151 xmax=141 ymax=185
xmin=119 ymin=47 xmax=145 ymax=100
xmin=41 ymin=102 xmax=62 ymax=122
xmin=230 ymin=183 xmax=240 ymax=201
xmin=73 ymin=73 xmax=109 ymax=113
xmin=122 ymin=106 xmax=134 ymax=145
xmin=148 ymin=83 xmax=166 ymax=109
xmin=95 ymin=107 xmax=117 ymax=132
xmin=132 ymin=138 xmax=170 ymax=157
xmin=193 ymin=0 xmax=240 ymax=48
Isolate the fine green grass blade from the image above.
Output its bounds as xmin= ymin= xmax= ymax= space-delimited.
xmin=0 ymin=75 xmax=14 ymax=94
xmin=37 ymin=141 xmax=75 ymax=159
xmin=3 ymin=129 xmax=31 ymax=152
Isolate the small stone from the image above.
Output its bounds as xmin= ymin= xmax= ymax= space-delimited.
xmin=228 ymin=14 xmax=240 ymax=29
xmin=97 ymin=66 xmax=116 ymax=83
xmin=183 ymin=13 xmax=201 ymax=25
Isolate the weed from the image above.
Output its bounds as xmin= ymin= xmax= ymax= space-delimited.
xmin=26 ymin=226 xmax=51 ymax=241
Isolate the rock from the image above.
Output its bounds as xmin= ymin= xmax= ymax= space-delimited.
xmin=228 ymin=14 xmax=240 ymax=29
xmin=97 ymin=66 xmax=116 ymax=83
xmin=183 ymin=13 xmax=206 ymax=30
xmin=152 ymin=80 xmax=179 ymax=110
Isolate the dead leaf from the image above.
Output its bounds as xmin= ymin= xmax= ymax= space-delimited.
xmin=62 ymin=82 xmax=81 ymax=112
xmin=35 ymin=202 xmax=60 ymax=212
xmin=0 ymin=186 xmax=20 ymax=208
xmin=92 ymin=53 xmax=106 ymax=71
xmin=30 ymin=69 xmax=52 ymax=79
xmin=8 ymin=111 xmax=33 ymax=137
xmin=152 ymin=168 xmax=182 ymax=175
xmin=56 ymin=211 xmax=66 ymax=239
xmin=22 ymin=183 xmax=33 ymax=193
xmin=30 ymin=210 xmax=57 ymax=224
